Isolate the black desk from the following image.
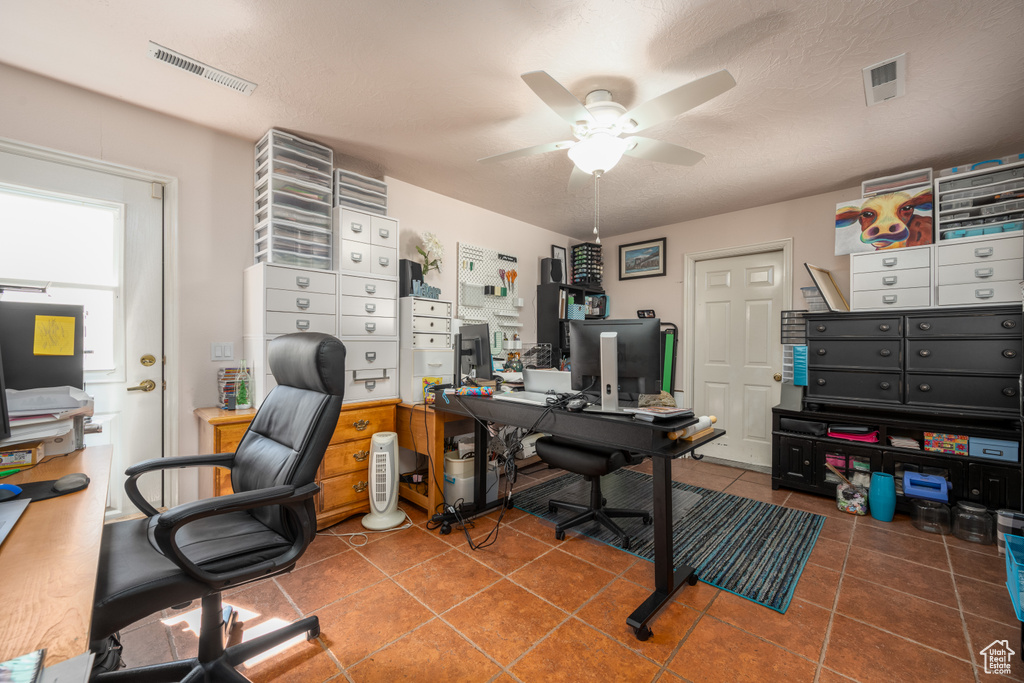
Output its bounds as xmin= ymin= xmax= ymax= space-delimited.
xmin=431 ymin=393 xmax=726 ymax=640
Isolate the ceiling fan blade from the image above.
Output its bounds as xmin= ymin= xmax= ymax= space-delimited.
xmin=567 ymin=165 xmax=592 ymax=193
xmin=521 ymin=71 xmax=595 ymax=127
xmin=624 ymin=137 xmax=705 ymax=166
xmin=478 ymin=140 xmax=575 ymax=164
xmin=620 ymin=69 xmax=736 ymax=132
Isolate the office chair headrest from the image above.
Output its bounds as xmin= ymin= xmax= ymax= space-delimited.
xmin=268 ymin=333 xmax=346 ymax=396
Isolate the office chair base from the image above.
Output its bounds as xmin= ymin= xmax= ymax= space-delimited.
xmin=549 ymin=498 xmax=652 ymax=550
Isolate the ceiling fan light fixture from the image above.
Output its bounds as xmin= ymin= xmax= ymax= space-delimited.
xmin=567 ymin=131 xmax=629 ymax=175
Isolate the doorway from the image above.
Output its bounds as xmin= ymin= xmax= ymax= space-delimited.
xmin=684 ymin=240 xmax=792 ymax=469
xmin=0 ymin=139 xmax=175 ymax=517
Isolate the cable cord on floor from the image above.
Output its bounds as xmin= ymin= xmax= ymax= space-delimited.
xmin=324 ymin=508 xmax=414 ymax=547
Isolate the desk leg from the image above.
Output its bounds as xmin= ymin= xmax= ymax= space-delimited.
xmin=626 ymin=456 xmax=697 ymax=640
xmin=431 ymin=418 xmax=504 ymax=533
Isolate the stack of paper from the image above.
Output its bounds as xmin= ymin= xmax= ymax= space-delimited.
xmin=889 ymin=435 xmax=921 ymax=450
xmin=2 ymin=386 xmax=93 ymax=455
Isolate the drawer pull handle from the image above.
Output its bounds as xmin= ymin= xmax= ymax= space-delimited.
xmin=983 ymin=448 xmax=1002 ymax=457
xmin=350 ymin=222 xmax=364 ymax=233
xmin=919 ymin=384 xmax=931 ymax=392
xmin=879 ymin=349 xmax=891 ymax=357
xmin=882 ymin=276 xmax=897 ymax=286
xmin=879 ymin=324 xmax=891 ymax=332
xmin=879 ymin=382 xmax=891 ymax=390
xmin=378 ymin=228 xmax=389 ymax=239
xmin=882 ymin=257 xmax=898 ymax=267
xmin=804 ymin=460 xmax=811 ymax=466
xmin=296 ymin=320 xmax=310 ymax=331
xmin=1004 ymin=387 xmax=1018 ymax=397
xmin=365 ymin=380 xmax=377 ymax=391
xmin=351 ymin=252 xmax=363 ymax=263
xmin=365 ymin=322 xmax=377 ymax=333
xmin=918 ymin=322 xmax=931 ymax=331
xmin=296 ymin=297 xmax=310 ymax=310
xmin=918 ymin=349 xmax=931 ymax=358
xmin=354 ymin=419 xmax=370 ymax=431
xmin=816 ymin=325 xmax=826 ymax=332
xmin=1003 ymin=349 xmax=1017 ymax=359
xmin=817 ymin=378 xmax=826 ymax=386
xmin=1003 ymin=319 xmax=1017 ymax=329
xmin=974 ymin=267 xmax=994 ymax=278
xmin=354 ymin=450 xmax=369 ymax=462
xmin=365 ymin=303 xmax=377 ymax=313
xmin=974 ymin=247 xmax=993 ymax=258
xmin=378 ymin=257 xmax=390 ymax=267
xmin=428 ymin=362 xmax=443 ymax=367
xmin=817 ymin=348 xmax=827 ymax=356
xmin=975 ymin=288 xmax=995 ymax=299
xmin=353 ymin=481 xmax=368 ymax=493
xmin=365 ymin=284 xmax=377 ymax=294
xmin=882 ymin=294 xmax=898 ymax=304
xmin=296 ymin=276 xmax=310 ymax=288
xmin=365 ymin=351 xmax=377 ymax=362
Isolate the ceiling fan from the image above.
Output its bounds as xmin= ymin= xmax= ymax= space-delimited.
xmin=479 ymin=69 xmax=736 ymax=190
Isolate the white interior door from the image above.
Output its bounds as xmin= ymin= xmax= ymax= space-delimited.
xmin=0 ymin=148 xmax=164 ymax=517
xmin=692 ymin=250 xmax=785 ymax=468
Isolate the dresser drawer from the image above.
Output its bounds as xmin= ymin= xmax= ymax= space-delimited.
xmin=321 ymin=438 xmax=372 ymax=478
xmin=937 ymin=235 xmax=1022 ymax=266
xmin=852 ymin=267 xmax=931 ymax=291
xmin=341 ymin=315 xmax=397 ymax=337
xmin=807 ymin=317 xmax=901 ymax=339
xmin=411 ymin=315 xmax=451 ymax=333
xmin=371 ymin=215 xmax=398 ymax=248
xmin=906 ymin=311 xmax=1022 ymax=337
xmin=906 ymin=339 xmax=1022 ymax=374
xmin=937 ymin=259 xmax=1023 ymax=286
xmin=341 ymin=295 xmax=397 ymax=318
xmin=340 ymin=239 xmax=372 ymax=273
xmin=806 ymin=339 xmax=901 ymax=370
xmin=806 ymin=369 xmax=901 ymax=404
xmin=265 ymin=289 xmax=335 ymax=315
xmin=412 ymin=332 xmax=452 ymax=349
xmin=906 ymin=373 xmax=1019 ymax=413
xmin=319 ymin=470 xmax=369 ymax=512
xmin=852 ymin=287 xmax=931 ymax=310
xmin=937 ymin=281 xmax=1023 ymax=307
xmin=371 ymin=245 xmax=398 ymax=277
xmin=265 ymin=311 xmax=336 ymax=335
xmin=411 ymin=299 xmax=453 ymax=318
xmin=851 ymin=247 xmax=931 ymax=273
xmin=264 ymin=265 xmax=336 ymax=295
xmin=337 ymin=208 xmax=373 ymax=244
xmin=409 ymin=348 xmax=455 ymax=375
xmin=344 ymin=340 xmax=398 ymax=371
xmin=332 ymin=404 xmax=396 ymax=443
xmin=344 ymin=371 xmax=399 ymax=403
xmin=342 ymin=274 xmax=398 ymax=300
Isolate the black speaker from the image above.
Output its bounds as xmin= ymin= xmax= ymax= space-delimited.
xmin=399 ymin=259 xmax=423 ymax=297
xmin=540 ymin=257 xmax=562 ymax=284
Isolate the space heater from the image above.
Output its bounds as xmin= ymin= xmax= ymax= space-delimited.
xmin=361 ymin=431 xmax=405 ymax=530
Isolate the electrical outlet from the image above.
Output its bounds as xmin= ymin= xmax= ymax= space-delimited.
xmin=211 ymin=342 xmax=234 ymax=361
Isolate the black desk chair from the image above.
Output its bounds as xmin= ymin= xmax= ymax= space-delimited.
xmin=535 ymin=437 xmax=651 ymax=550
xmin=90 ymin=332 xmax=346 ymax=682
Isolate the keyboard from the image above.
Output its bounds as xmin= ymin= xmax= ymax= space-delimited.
xmin=492 ymin=391 xmax=560 ymax=406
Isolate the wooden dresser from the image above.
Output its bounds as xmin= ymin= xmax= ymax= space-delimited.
xmin=195 ymin=397 xmax=399 ymax=530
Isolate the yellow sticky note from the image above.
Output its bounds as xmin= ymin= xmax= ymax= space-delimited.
xmin=33 ymin=315 xmax=76 ymax=356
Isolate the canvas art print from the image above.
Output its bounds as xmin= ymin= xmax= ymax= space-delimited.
xmin=619 ymin=238 xmax=666 ymax=280
xmin=834 ymin=188 xmax=933 ymax=256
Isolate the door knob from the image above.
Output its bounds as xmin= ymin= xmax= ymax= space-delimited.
xmin=773 ymin=373 xmax=782 ymax=382
xmin=127 ymin=379 xmax=157 ymax=392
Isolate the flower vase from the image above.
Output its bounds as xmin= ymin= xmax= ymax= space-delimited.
xmin=869 ymin=472 xmax=896 ymax=522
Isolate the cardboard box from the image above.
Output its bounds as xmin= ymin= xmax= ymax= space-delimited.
xmin=924 ymin=432 xmax=968 ymax=455
xmin=0 ymin=440 xmax=43 ymax=468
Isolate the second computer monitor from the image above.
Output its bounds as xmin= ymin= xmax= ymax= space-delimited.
xmin=569 ymin=318 xmax=661 ymax=400
xmin=457 ymin=323 xmax=493 ymax=381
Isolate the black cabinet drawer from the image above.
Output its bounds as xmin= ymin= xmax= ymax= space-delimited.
xmin=807 ymin=339 xmax=901 ymax=370
xmin=806 ymin=369 xmax=901 ymax=403
xmin=905 ymin=312 xmax=1022 ymax=338
xmin=906 ymin=373 xmax=1020 ymax=413
xmin=807 ymin=317 xmax=901 ymax=339
xmin=905 ymin=339 xmax=1022 ymax=374
xmin=967 ymin=462 xmax=1022 ymax=510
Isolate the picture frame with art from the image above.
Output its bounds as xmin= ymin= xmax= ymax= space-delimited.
xmin=804 ymin=263 xmax=849 ymax=312
xmin=552 ymin=244 xmax=567 ymax=281
xmin=619 ymin=238 xmax=666 ymax=280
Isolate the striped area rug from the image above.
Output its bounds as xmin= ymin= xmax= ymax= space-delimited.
xmin=514 ymin=468 xmax=824 ymax=612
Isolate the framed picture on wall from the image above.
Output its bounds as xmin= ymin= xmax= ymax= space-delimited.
xmin=619 ymin=238 xmax=666 ymax=280
xmin=552 ymin=245 xmax=567 ymax=280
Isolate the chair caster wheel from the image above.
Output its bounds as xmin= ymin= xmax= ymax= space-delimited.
xmin=642 ymin=513 xmax=653 ymax=525
xmin=555 ymin=529 xmax=565 ymax=541
xmin=687 ymin=574 xmax=699 ymax=586
xmin=621 ymin=538 xmax=631 ymax=551
xmin=307 ymin=624 xmax=320 ymax=640
xmin=634 ymin=625 xmax=653 ymax=641
xmin=440 ymin=522 xmax=452 ymax=535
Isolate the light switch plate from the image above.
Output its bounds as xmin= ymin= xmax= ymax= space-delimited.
xmin=211 ymin=342 xmax=234 ymax=361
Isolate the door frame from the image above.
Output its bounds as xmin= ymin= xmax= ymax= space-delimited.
xmin=0 ymin=137 xmax=181 ymax=507
xmin=682 ymin=238 xmax=794 ymax=404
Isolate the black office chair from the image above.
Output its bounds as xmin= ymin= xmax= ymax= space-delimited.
xmin=90 ymin=332 xmax=345 ymax=682
xmin=535 ymin=437 xmax=652 ymax=550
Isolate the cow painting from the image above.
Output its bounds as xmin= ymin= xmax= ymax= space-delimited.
xmin=835 ymin=188 xmax=933 ymax=255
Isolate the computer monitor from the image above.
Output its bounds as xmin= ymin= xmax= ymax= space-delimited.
xmin=569 ymin=318 xmax=661 ymax=413
xmin=456 ymin=323 xmax=493 ymax=382
xmin=0 ymin=342 xmax=10 ymax=441
xmin=0 ymin=301 xmax=85 ymax=390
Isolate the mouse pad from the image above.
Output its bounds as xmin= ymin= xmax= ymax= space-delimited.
xmin=14 ymin=477 xmax=90 ymax=502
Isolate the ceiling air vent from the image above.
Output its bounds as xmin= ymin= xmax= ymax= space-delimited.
xmin=147 ymin=42 xmax=257 ymax=96
xmin=862 ymin=54 xmax=906 ymax=106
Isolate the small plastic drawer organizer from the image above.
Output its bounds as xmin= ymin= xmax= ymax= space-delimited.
xmin=254 ymin=129 xmax=334 ymax=269
xmin=334 ymin=169 xmax=388 ymax=216
xmin=571 ymin=242 xmax=603 ymax=287
xmin=935 ymin=159 xmax=1024 ymax=241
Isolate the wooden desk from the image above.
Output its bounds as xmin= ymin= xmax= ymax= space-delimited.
xmin=0 ymin=446 xmax=112 ymax=667
xmin=395 ymin=402 xmax=474 ymax=516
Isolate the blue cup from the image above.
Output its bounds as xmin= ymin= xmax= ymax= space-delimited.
xmin=869 ymin=472 xmax=896 ymax=522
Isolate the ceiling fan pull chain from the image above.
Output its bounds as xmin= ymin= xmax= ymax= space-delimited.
xmin=593 ymin=171 xmax=601 ymax=244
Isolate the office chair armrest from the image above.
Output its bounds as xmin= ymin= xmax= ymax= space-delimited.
xmin=124 ymin=452 xmax=236 ymax=517
xmin=151 ymin=483 xmax=320 ymax=588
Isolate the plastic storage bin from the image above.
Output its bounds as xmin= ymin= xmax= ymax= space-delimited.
xmin=969 ymin=437 xmax=1020 ymax=463
xmin=911 ymin=499 xmax=951 ymax=534
xmin=1004 ymin=533 xmax=1024 ymax=620
xmin=953 ymin=501 xmax=994 ymax=544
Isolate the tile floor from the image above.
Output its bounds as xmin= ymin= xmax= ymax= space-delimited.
xmin=120 ymin=458 xmax=1022 ymax=683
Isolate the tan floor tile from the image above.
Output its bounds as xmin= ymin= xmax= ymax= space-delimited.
xmin=808 ymin=537 xmax=850 ymax=571
xmin=964 ymin=613 xmax=1024 ymax=681
xmin=818 ymin=669 xmax=859 ymax=683
xmin=442 ymin=579 xmax=566 ymax=666
xmin=244 ymin=636 xmax=340 ymax=683
xmin=276 ymin=548 xmax=386 ymax=613
xmin=786 ymin=491 xmax=856 ymax=520
xmin=824 ymin=615 xmax=975 ymax=683
xmin=507 ymin=511 xmax=566 ymax=545
xmin=511 ymin=618 xmax=661 ymax=683
xmin=392 ymin=548 xmax=501 ymax=614
xmin=354 ymin=526 xmax=451 ymax=575
xmin=508 ymin=547 xmax=616 ymax=612
xmin=708 ymin=591 xmax=831 ymax=660
xmin=722 ymin=479 xmax=793 ymax=505
xmin=620 ymin=563 xmax=719 ymax=611
xmin=957 ymin=574 xmax=1020 ymax=626
xmin=315 ymin=580 xmax=433 ymax=668
xmin=558 ymin=532 xmax=639 ymax=574
xmin=844 ymin=547 xmax=958 ymax=608
xmin=950 ymin=545 xmax=1007 ymax=585
xmin=295 ymin=533 xmax=351 ymax=569
xmin=120 ymin=620 xmax=174 ymax=668
xmin=347 ymin=619 xmax=499 ymax=682
xmin=851 ymin=524 xmax=950 ymax=570
xmin=857 ymin=511 xmax=942 ymax=541
xmin=818 ymin=515 xmax=855 ymax=544
xmin=792 ymin=563 xmax=842 ymax=609
xmin=686 ymin=460 xmax=745 ymax=480
xmin=668 ymin=615 xmax=817 ymax=682
xmin=946 ymin=533 xmax=1001 ymax=557
xmin=453 ymin=527 xmax=554 ymax=575
xmin=738 ymin=470 xmax=772 ymax=486
xmin=576 ymin=578 xmax=700 ymax=664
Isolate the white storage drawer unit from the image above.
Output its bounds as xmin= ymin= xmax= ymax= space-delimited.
xmin=936 ymin=234 xmax=1022 ymax=306
xmin=344 ymin=340 xmax=399 ymax=372
xmin=399 ymin=296 xmax=455 ymax=403
xmin=344 ymin=369 xmax=397 ymax=403
xmin=265 ymin=289 xmax=336 ymax=315
xmin=341 ymin=315 xmax=398 ymax=338
xmin=852 ymin=247 xmax=931 ymax=273
xmin=341 ymin=295 xmax=397 ymax=318
xmin=850 ymin=244 xmax=933 ymax=311
xmin=342 ymin=274 xmax=397 ymax=300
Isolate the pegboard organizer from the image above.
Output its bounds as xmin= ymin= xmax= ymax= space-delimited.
xmin=457 ymin=242 xmax=522 ymax=355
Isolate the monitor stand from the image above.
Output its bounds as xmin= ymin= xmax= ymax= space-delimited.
xmin=582 ymin=331 xmax=630 ymax=415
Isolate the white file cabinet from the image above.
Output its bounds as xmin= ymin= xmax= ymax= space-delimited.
xmin=399 ymin=297 xmax=455 ymax=404
xmin=243 ymin=263 xmax=338 ymax=405
xmin=936 ymin=233 xmax=1023 ymax=306
xmin=850 ymin=245 xmax=933 ymax=310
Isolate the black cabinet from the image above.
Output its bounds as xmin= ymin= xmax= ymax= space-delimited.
xmin=967 ymin=462 xmax=1022 ymax=510
xmin=536 ymin=282 xmax=606 ymax=365
xmin=774 ymin=435 xmax=815 ymax=487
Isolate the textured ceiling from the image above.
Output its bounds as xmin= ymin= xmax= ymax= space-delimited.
xmin=2 ymin=0 xmax=1023 ymax=239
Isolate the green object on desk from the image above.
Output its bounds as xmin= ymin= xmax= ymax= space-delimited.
xmin=0 ymin=468 xmax=22 ymax=478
